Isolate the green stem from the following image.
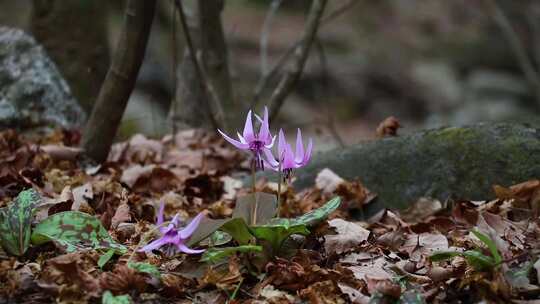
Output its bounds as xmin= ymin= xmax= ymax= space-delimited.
xmin=251 ymin=161 xmax=258 ymax=225
xmin=277 ymin=162 xmax=282 ymax=216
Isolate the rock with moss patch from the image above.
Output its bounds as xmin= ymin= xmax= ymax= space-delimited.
xmin=286 ymin=123 xmax=540 ymax=216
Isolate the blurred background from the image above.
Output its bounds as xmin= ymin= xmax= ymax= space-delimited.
xmin=1 ymin=0 xmax=540 ymax=151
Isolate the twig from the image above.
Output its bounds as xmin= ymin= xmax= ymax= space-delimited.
xmin=268 ymin=0 xmax=328 ymax=122
xmin=260 ymin=0 xmax=283 ymax=76
xmin=173 ymin=0 xmax=221 ymax=129
xmin=250 ymin=0 xmax=359 ymax=110
xmin=485 ymin=0 xmax=540 ymax=103
xmin=526 ymin=4 xmax=540 ymax=70
xmin=171 ymin=0 xmax=178 ymax=136
xmin=315 ymin=38 xmax=346 ymax=148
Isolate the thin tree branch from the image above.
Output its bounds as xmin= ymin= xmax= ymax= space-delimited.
xmin=260 ymin=0 xmax=283 ymax=76
xmin=81 ymin=0 xmax=156 ymax=163
xmin=171 ymin=0 xmax=178 ymax=136
xmin=173 ymin=0 xmax=221 ymax=129
xmin=251 ymin=0 xmax=358 ymax=110
xmin=268 ymin=0 xmax=328 ymax=122
xmin=485 ymin=0 xmax=540 ymax=103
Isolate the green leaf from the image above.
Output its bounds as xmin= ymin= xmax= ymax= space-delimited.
xmin=98 ymin=249 xmax=116 ymax=268
xmin=0 ymin=189 xmax=41 ymax=256
xmin=430 ymin=251 xmax=462 ymax=262
xmin=462 ymin=250 xmax=497 ymax=271
xmin=221 ymin=218 xmax=253 ymax=245
xmin=471 ymin=229 xmax=502 ymax=264
xmin=31 ymin=211 xmax=126 ymax=253
xmin=292 ymin=197 xmax=341 ymax=227
xmin=102 ymin=290 xmax=131 ymax=304
xmin=200 ymin=245 xmax=262 ymax=263
xmin=199 ymin=230 xmax=232 ymax=247
xmin=250 ymin=218 xmax=310 ymax=254
xmin=127 ymin=261 xmax=161 ymax=278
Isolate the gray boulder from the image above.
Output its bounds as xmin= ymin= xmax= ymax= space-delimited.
xmin=0 ymin=27 xmax=85 ymax=130
xmin=287 ymin=123 xmax=540 ymax=216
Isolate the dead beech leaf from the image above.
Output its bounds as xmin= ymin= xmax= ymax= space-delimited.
xmin=400 ymin=233 xmax=449 ymax=260
xmin=111 ymin=202 xmax=130 ymax=229
xmin=220 ymin=176 xmax=242 ymax=200
xmin=400 ymin=197 xmax=442 ymax=223
xmin=316 ymin=168 xmax=344 ymax=194
xmin=376 ymin=116 xmax=401 ymax=138
xmin=347 ymin=256 xmax=392 ymax=282
xmin=120 ymin=164 xmax=156 ymax=188
xmin=338 ymin=283 xmax=370 ymax=304
xmin=39 ymin=145 xmax=82 ymax=161
xmin=71 ymin=182 xmax=93 ymax=212
xmin=325 ymin=219 xmax=370 ymax=254
xmin=164 ymin=149 xmax=203 ymax=170
xmin=299 ymin=280 xmax=345 ymax=304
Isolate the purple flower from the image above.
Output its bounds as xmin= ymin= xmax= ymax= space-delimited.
xmin=264 ymin=128 xmax=313 ymax=180
xmin=218 ymin=107 xmax=275 ymax=170
xmin=139 ymin=202 xmax=205 ymax=254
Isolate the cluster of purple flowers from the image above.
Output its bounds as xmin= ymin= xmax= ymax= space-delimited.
xmin=140 ymin=106 xmax=313 ymax=256
xmin=218 ymin=106 xmax=313 ymax=176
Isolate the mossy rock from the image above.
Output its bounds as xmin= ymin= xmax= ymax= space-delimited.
xmin=289 ymin=123 xmax=540 ymax=216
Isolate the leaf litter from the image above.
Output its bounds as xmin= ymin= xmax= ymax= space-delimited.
xmin=0 ymin=128 xmax=540 ymax=303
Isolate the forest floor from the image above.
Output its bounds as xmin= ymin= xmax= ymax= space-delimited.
xmin=1 ymin=128 xmax=540 ymax=304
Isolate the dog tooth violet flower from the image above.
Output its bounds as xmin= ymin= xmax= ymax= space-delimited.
xmin=139 ymin=202 xmax=205 ymax=254
xmin=218 ymin=106 xmax=275 ymax=170
xmin=265 ymin=128 xmax=313 ymax=180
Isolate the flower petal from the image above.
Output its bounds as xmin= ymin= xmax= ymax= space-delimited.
xmin=243 ymin=110 xmax=255 ymax=142
xmin=161 ymin=213 xmax=180 ymax=234
xmin=294 ymin=128 xmax=304 ymax=163
xmin=258 ymin=107 xmax=270 ymax=143
xmin=278 ymin=129 xmax=287 ymax=161
xmin=300 ymin=138 xmax=313 ymax=167
xmin=263 ymin=148 xmax=279 ymax=170
xmin=177 ymin=242 xmax=205 ymax=254
xmin=179 ymin=212 xmax=205 ymax=239
xmin=282 ymin=143 xmax=296 ymax=170
xmin=218 ymin=129 xmax=249 ymax=150
xmin=138 ymin=234 xmax=176 ymax=252
xmin=156 ymin=201 xmax=165 ymax=227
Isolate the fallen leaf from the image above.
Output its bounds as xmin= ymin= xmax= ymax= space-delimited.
xmin=316 ymin=168 xmax=345 ymax=194
xmin=376 ymin=116 xmax=401 ymax=138
xmin=325 ymin=219 xmax=370 ymax=254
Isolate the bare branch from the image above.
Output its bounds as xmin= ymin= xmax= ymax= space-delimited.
xmin=267 ymin=0 xmax=328 ymax=122
xmin=81 ymin=0 xmax=156 ymax=163
xmin=260 ymin=0 xmax=283 ymax=76
xmin=251 ymin=0 xmax=358 ymax=110
xmin=485 ymin=0 xmax=540 ymax=102
xmin=173 ymin=0 xmax=221 ymax=129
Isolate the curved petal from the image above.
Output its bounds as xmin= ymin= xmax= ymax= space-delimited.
xmin=138 ymin=234 xmax=176 ymax=252
xmin=265 ymin=135 xmax=276 ymax=149
xmin=258 ymin=107 xmax=270 ymax=143
xmin=218 ymin=129 xmax=249 ymax=150
xmin=243 ymin=110 xmax=255 ymax=142
xmin=177 ymin=242 xmax=205 ymax=254
xmin=179 ymin=212 xmax=205 ymax=239
xmin=297 ymin=138 xmax=313 ymax=167
xmin=294 ymin=128 xmax=305 ymax=163
xmin=282 ymin=143 xmax=296 ymax=170
xmin=160 ymin=213 xmax=180 ymax=234
xmin=263 ymin=148 xmax=279 ymax=170
xmin=156 ymin=201 xmax=165 ymax=227
xmin=277 ymin=129 xmax=287 ymax=161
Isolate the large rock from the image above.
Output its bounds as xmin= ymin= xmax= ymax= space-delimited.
xmin=290 ymin=123 xmax=540 ymax=215
xmin=0 ymin=27 xmax=85 ymax=130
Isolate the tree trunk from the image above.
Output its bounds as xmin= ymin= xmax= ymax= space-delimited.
xmin=81 ymin=0 xmax=156 ymax=163
xmin=170 ymin=0 xmax=236 ymax=131
xmin=30 ymin=0 xmax=110 ymax=114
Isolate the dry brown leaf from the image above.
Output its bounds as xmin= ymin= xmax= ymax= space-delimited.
xmin=111 ymin=202 xmax=131 ymax=229
xmin=316 ymin=168 xmax=345 ymax=194
xmin=376 ymin=116 xmax=401 ymax=138
xmin=325 ymin=219 xmax=370 ymax=254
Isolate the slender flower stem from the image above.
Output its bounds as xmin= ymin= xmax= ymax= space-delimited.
xmin=277 ymin=162 xmax=282 ymax=216
xmin=251 ymin=160 xmax=258 ymax=225
xmin=127 ymin=222 xmax=168 ymax=263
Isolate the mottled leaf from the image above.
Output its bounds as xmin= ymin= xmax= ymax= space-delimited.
xmin=0 ymin=189 xmax=41 ymax=256
xmin=31 ymin=211 xmax=126 ymax=253
xmin=292 ymin=197 xmax=341 ymax=227
xmin=102 ymin=290 xmax=131 ymax=304
xmin=199 ymin=230 xmax=232 ymax=247
xmin=221 ymin=218 xmax=253 ymax=245
xmin=98 ymin=249 xmax=116 ymax=268
xmin=127 ymin=261 xmax=160 ymax=278
xmin=201 ymin=245 xmax=262 ymax=263
xmin=250 ymin=218 xmax=310 ymax=254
